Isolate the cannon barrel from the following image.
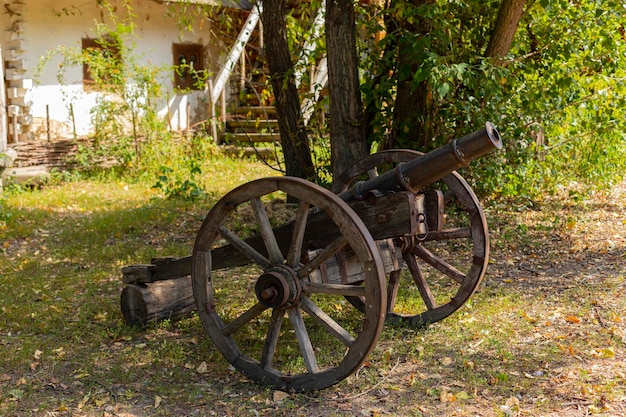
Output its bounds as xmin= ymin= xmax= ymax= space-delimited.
xmin=338 ymin=122 xmax=502 ymax=202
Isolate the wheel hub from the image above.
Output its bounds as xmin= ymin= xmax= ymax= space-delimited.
xmin=255 ymin=266 xmax=301 ymax=308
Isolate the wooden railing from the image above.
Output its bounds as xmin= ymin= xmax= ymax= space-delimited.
xmin=206 ymin=2 xmax=329 ymax=142
xmin=207 ymin=4 xmax=263 ymax=141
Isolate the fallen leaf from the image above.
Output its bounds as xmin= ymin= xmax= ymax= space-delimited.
xmin=77 ymin=394 xmax=90 ymax=410
xmin=407 ymin=372 xmax=416 ymax=386
xmin=196 ymin=361 xmax=208 ymax=374
xmin=273 ymin=390 xmax=289 ymax=402
xmin=440 ymin=357 xmax=454 ymax=366
xmin=592 ymin=347 xmax=615 ymax=359
xmin=94 ymin=395 xmax=109 ymax=406
xmin=154 ymin=395 xmax=162 ymax=408
xmin=521 ymin=311 xmax=537 ymax=323
xmin=566 ymin=315 xmax=580 ymax=324
xmin=506 ymin=396 xmax=520 ymax=407
xmin=456 ymin=390 xmax=470 ymax=400
xmin=440 ymin=391 xmax=456 ymax=403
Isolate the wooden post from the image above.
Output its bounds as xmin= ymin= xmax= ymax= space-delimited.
xmin=240 ymin=51 xmax=246 ymax=92
xmin=0 ymin=45 xmax=7 ymax=152
xmin=120 ymin=257 xmax=198 ymax=327
xmin=46 ymin=105 xmax=51 ymax=141
xmin=69 ymin=103 xmax=77 ymax=140
xmin=210 ymin=4 xmax=262 ymax=104
xmin=208 ymin=80 xmax=218 ymax=143
xmin=186 ymin=101 xmax=190 ymax=133
xmin=220 ymin=89 xmax=226 ymax=132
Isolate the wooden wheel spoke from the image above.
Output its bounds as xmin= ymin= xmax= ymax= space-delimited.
xmin=300 ymin=297 xmax=355 ymax=347
xmin=411 ymin=244 xmax=465 ymax=284
xmin=302 ymin=282 xmax=366 ymax=297
xmin=287 ymin=308 xmax=320 ymax=374
xmin=250 ymin=198 xmax=284 ymax=264
xmin=403 ymin=253 xmax=437 ymax=310
xmin=218 ymin=226 xmax=271 ymax=270
xmin=287 ymin=202 xmax=311 ymax=267
xmin=297 ymin=236 xmax=348 ymax=278
xmin=330 ymin=151 xmax=488 ymax=329
xmin=424 ymin=227 xmax=472 ymax=241
xmin=222 ymin=302 xmax=268 ymax=336
xmin=260 ymin=308 xmax=285 ymax=369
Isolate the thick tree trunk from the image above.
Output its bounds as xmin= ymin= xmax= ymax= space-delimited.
xmin=326 ymin=0 xmax=368 ymax=178
xmin=485 ymin=0 xmax=527 ymax=62
xmin=262 ymin=0 xmax=317 ymax=182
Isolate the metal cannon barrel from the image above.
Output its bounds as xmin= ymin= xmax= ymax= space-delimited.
xmin=339 ymin=122 xmax=502 ymax=202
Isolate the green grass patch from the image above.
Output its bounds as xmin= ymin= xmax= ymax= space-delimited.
xmin=1 ymin=154 xmax=625 ymax=416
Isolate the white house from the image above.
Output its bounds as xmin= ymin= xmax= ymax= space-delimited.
xmin=0 ymin=0 xmax=252 ymax=146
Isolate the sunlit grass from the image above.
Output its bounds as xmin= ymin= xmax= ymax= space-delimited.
xmin=1 ymin=153 xmax=625 ymax=415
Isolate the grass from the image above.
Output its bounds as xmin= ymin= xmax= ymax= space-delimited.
xmin=1 ymin=153 xmax=625 ymax=416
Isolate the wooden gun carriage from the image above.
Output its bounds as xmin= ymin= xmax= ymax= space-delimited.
xmin=121 ymin=122 xmax=503 ymax=391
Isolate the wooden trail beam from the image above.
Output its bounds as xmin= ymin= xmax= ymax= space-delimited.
xmin=121 ymin=191 xmax=421 ymax=284
xmin=120 ymin=239 xmax=401 ymax=327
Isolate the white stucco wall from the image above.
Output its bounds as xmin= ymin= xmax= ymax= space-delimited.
xmin=7 ymin=0 xmax=225 ymax=137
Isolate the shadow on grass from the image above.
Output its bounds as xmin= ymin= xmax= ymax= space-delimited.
xmin=1 ymin=184 xmax=625 ymax=416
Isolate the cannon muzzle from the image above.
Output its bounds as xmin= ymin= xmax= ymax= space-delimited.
xmin=339 ymin=122 xmax=502 ymax=202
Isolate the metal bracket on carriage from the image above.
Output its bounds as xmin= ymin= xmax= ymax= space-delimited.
xmin=347 ymin=188 xmax=444 ymax=242
xmin=394 ymin=189 xmax=445 ymax=254
xmin=417 ymin=189 xmax=446 ymax=240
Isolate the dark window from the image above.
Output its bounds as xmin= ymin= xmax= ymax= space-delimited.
xmin=173 ymin=43 xmax=205 ymax=90
xmin=82 ymin=36 xmax=122 ymax=89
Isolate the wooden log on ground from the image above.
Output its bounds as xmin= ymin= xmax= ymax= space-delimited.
xmin=120 ymin=275 xmax=195 ymax=327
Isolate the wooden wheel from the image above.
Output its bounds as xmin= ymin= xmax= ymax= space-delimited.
xmin=192 ymin=177 xmax=386 ymax=392
xmin=332 ymin=150 xmax=489 ymax=328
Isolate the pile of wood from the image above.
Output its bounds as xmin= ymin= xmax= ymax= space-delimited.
xmin=11 ymin=138 xmax=84 ymax=169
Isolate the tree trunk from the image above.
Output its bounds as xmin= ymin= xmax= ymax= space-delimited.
xmin=262 ymin=0 xmax=317 ymax=182
xmin=326 ymin=0 xmax=368 ymax=178
xmin=385 ymin=0 xmax=435 ymax=151
xmin=485 ymin=0 xmax=527 ymax=62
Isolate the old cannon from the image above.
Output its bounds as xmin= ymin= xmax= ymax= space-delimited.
xmin=121 ymin=122 xmax=502 ymax=392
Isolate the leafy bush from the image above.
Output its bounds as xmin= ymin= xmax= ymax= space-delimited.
xmin=356 ymin=0 xmax=626 ymax=201
xmin=152 ymin=160 xmax=206 ymax=201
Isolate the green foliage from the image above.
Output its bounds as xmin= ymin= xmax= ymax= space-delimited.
xmin=0 ymin=188 xmax=13 ymax=228
xmin=35 ymin=0 xmax=171 ymax=172
xmin=32 ymin=0 xmax=218 ymax=200
xmin=357 ymin=0 xmax=626 ymax=201
xmin=152 ymin=160 xmax=206 ymax=201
